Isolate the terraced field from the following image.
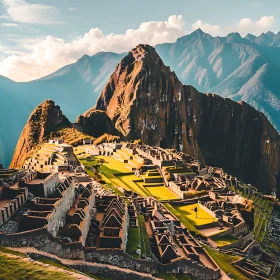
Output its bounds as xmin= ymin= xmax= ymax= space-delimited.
xmin=79 ymin=153 xmax=179 ymax=200
xmin=231 ymin=183 xmax=274 ymax=243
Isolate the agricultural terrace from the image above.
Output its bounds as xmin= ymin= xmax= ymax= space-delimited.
xmin=231 ymin=182 xmax=275 ymax=243
xmin=77 ymin=152 xmax=179 ymax=201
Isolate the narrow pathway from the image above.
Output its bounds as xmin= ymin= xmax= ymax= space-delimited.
xmin=7 ymin=247 xmax=160 ymax=279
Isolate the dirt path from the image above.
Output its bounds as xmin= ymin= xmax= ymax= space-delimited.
xmin=7 ymin=247 xmax=160 ymax=279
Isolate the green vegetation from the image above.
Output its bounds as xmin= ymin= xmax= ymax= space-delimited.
xmin=163 ymin=203 xmax=201 ymax=235
xmin=210 ymin=235 xmax=238 ymax=247
xmin=0 ymin=253 xmax=77 ymax=280
xmin=127 ymin=215 xmax=152 ymax=258
xmin=37 ymin=258 xmax=110 ymax=280
xmin=173 ymin=203 xmax=217 ymax=227
xmin=126 ymin=227 xmax=140 ymax=258
xmin=183 ymin=190 xmax=207 ymax=199
xmin=80 ymin=155 xmax=178 ymax=200
xmin=156 ymin=271 xmax=196 ymax=280
xmin=53 ymin=128 xmax=91 ymax=146
xmin=94 ymin=134 xmax=120 ymax=145
xmin=138 ymin=215 xmax=152 ymax=258
xmin=145 ymin=186 xmax=179 ymax=200
xmin=202 ymin=246 xmax=247 ymax=280
xmin=231 ymin=183 xmax=274 ymax=243
xmin=0 ymin=247 xmax=26 ymax=257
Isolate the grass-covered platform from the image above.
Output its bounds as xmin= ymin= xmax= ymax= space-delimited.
xmin=80 ymin=154 xmax=179 ymax=200
xmin=210 ymin=234 xmax=238 ymax=247
xmin=173 ymin=203 xmax=217 ymax=227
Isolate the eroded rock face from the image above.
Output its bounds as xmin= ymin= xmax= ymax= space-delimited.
xmin=10 ymin=100 xmax=71 ymax=168
xmin=76 ymin=108 xmax=118 ymax=137
xmin=94 ymin=44 xmax=280 ymax=196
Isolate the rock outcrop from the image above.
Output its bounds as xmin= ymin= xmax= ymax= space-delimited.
xmin=76 ymin=108 xmax=118 ymax=137
xmin=94 ymin=44 xmax=280 ymax=196
xmin=10 ymin=100 xmax=71 ymax=168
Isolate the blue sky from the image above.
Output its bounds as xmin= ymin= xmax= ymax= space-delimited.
xmin=0 ymin=0 xmax=279 ymax=81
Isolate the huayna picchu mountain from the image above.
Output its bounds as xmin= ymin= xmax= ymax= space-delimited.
xmin=87 ymin=44 xmax=280 ymax=196
xmin=10 ymin=100 xmax=72 ymax=168
xmin=10 ymin=100 xmax=119 ymax=168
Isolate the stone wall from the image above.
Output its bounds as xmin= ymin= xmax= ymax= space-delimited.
xmin=27 ymin=251 xmax=157 ymax=280
xmin=84 ymin=248 xmax=158 ymax=274
xmin=0 ymin=188 xmax=28 ymax=227
xmin=164 ymin=257 xmax=221 ymax=280
xmin=80 ymin=190 xmax=95 ymax=246
xmin=0 ymin=226 xmax=85 ymax=259
xmin=47 ymin=180 xmax=76 ymax=237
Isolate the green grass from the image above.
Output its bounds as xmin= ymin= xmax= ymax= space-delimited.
xmin=126 ymin=227 xmax=140 ymax=258
xmin=156 ymin=271 xmax=196 ymax=280
xmin=138 ymin=214 xmax=152 ymax=258
xmin=231 ymin=183 xmax=275 ymax=244
xmin=0 ymin=253 xmax=77 ymax=280
xmin=0 ymin=247 xmax=26 ymax=257
xmin=145 ymin=186 xmax=179 ymax=200
xmin=210 ymin=235 xmax=238 ymax=247
xmin=202 ymin=246 xmax=247 ymax=280
xmin=27 ymin=257 xmax=111 ymax=280
xmin=173 ymin=203 xmax=217 ymax=226
xmin=163 ymin=203 xmax=201 ymax=236
xmin=81 ymin=155 xmax=179 ymax=200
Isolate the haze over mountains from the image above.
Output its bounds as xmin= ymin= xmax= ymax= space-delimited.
xmin=0 ymin=52 xmax=124 ymax=167
xmin=1 ymin=29 xmax=280 ymax=167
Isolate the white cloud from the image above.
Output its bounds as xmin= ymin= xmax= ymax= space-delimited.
xmin=1 ymin=22 xmax=19 ymax=26
xmin=189 ymin=15 xmax=275 ymax=37
xmin=190 ymin=20 xmax=221 ymax=36
xmin=234 ymin=15 xmax=275 ymax=36
xmin=0 ymin=15 xmax=185 ymax=81
xmin=0 ymin=14 xmax=276 ymax=82
xmin=69 ymin=7 xmax=76 ymax=11
xmin=1 ymin=0 xmax=61 ymax=24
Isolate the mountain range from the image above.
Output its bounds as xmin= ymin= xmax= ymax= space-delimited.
xmin=11 ymin=44 xmax=280 ymax=197
xmin=1 ymin=29 xmax=280 ymax=168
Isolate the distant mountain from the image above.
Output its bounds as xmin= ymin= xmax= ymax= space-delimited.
xmin=0 ymin=52 xmax=124 ymax=167
xmin=3 ymin=29 xmax=280 ymax=167
xmin=88 ymin=44 xmax=280 ymax=196
xmin=245 ymin=31 xmax=280 ymax=47
xmin=155 ymin=29 xmax=280 ymax=131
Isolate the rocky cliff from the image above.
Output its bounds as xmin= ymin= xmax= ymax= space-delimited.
xmin=94 ymin=44 xmax=280 ymax=196
xmin=10 ymin=100 xmax=72 ymax=168
xmin=76 ymin=108 xmax=118 ymax=137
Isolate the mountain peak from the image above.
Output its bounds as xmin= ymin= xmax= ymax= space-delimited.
xmin=245 ymin=33 xmax=256 ymax=41
xmin=265 ymin=31 xmax=275 ymax=37
xmin=10 ymin=99 xmax=71 ymax=168
xmin=226 ymin=32 xmax=243 ymax=43
xmin=189 ymin=28 xmax=209 ymax=38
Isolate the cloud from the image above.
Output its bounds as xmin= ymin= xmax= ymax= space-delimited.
xmin=0 ymin=15 xmax=185 ymax=81
xmin=234 ymin=15 xmax=275 ymax=36
xmin=1 ymin=22 xmax=19 ymax=26
xmin=69 ymin=7 xmax=76 ymax=11
xmin=190 ymin=20 xmax=221 ymax=36
xmin=1 ymin=0 xmax=61 ymax=24
xmin=189 ymin=16 xmax=275 ymax=37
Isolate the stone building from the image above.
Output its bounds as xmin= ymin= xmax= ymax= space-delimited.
xmin=98 ymin=197 xmax=129 ymax=251
xmin=18 ymin=171 xmax=59 ymax=197
xmin=19 ymin=176 xmax=76 ymax=237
